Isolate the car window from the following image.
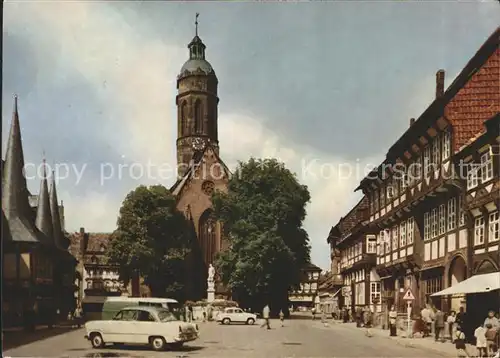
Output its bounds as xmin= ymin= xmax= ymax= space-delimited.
xmin=114 ymin=310 xmax=138 ymax=321
xmin=157 ymin=310 xmax=178 ymax=322
xmin=137 ymin=310 xmax=156 ymax=322
xmin=226 ymin=309 xmax=233 ymax=314
xmin=235 ymin=309 xmax=243 ymax=313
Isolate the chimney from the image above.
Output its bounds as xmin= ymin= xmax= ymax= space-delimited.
xmin=80 ymin=227 xmax=85 ymax=234
xmin=436 ymin=69 xmax=445 ymax=98
xmin=410 ymin=118 xmax=416 ymax=127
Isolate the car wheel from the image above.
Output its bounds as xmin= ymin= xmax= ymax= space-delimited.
xmin=222 ymin=318 xmax=231 ymax=325
xmin=247 ymin=318 xmax=255 ymax=325
xmin=90 ymin=333 xmax=104 ymax=348
xmin=150 ymin=336 xmax=166 ymax=351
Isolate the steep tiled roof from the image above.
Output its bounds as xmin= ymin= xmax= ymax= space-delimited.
xmin=336 ymin=196 xmax=369 ymax=235
xmin=446 ymin=47 xmax=500 ymax=152
xmin=304 ymin=262 xmax=322 ymax=272
xmin=170 ymin=143 xmax=230 ymax=196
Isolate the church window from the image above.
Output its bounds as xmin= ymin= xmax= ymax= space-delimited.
xmin=199 ymin=210 xmax=217 ymax=265
xmin=181 ymin=101 xmax=188 ymax=135
xmin=202 ymin=180 xmax=215 ymax=196
xmin=194 ymin=100 xmax=203 ymax=134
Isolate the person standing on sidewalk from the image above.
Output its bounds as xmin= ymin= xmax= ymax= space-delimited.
xmin=485 ymin=323 xmax=498 ymax=357
xmin=474 ymin=323 xmax=487 ymax=357
xmin=279 ymin=309 xmax=284 ymax=327
xmin=389 ymin=305 xmax=398 ymax=337
xmin=447 ymin=311 xmax=457 ymax=342
xmin=260 ymin=304 xmax=271 ymax=330
xmin=435 ymin=309 xmax=445 ymax=342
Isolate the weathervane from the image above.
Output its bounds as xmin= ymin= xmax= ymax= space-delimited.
xmin=195 ymin=13 xmax=199 ymax=36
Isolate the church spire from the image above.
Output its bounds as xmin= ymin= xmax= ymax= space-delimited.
xmin=2 ymin=96 xmax=42 ymax=243
xmin=195 ymin=12 xmax=199 ymax=37
xmin=50 ymin=170 xmax=67 ymax=249
xmin=188 ymin=13 xmax=206 ymax=61
xmin=35 ymin=156 xmax=54 ymax=242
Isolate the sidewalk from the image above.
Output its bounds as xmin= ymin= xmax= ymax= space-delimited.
xmin=326 ymin=321 xmax=477 ymax=357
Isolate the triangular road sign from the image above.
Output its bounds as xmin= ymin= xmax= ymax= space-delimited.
xmin=403 ymin=288 xmax=415 ymax=300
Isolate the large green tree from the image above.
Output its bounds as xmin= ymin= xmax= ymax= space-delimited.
xmin=106 ymin=185 xmax=192 ymax=300
xmin=213 ymin=158 xmax=311 ymax=314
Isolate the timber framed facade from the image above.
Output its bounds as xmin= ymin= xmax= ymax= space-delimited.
xmin=328 ymin=27 xmax=499 ymax=319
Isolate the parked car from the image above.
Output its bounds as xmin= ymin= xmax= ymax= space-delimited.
xmin=84 ymin=306 xmax=198 ymax=351
xmin=216 ymin=307 xmax=257 ymax=325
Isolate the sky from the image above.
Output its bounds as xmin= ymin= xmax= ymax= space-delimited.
xmin=2 ymin=1 xmax=499 ymax=270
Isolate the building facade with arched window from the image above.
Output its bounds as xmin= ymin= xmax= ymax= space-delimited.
xmin=170 ymin=21 xmax=231 ymax=301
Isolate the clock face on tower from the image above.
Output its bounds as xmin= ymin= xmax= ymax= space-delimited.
xmin=192 ymin=137 xmax=206 ymax=151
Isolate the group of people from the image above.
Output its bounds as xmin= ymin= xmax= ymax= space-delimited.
xmin=398 ymin=304 xmax=499 ymax=358
xmin=260 ymin=305 xmax=285 ymax=329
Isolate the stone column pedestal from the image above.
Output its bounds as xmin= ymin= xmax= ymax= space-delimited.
xmin=207 ymin=281 xmax=215 ymax=303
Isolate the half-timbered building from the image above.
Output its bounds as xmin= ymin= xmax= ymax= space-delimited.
xmin=2 ymin=97 xmax=77 ymax=328
xmin=353 ymin=28 xmax=499 ymax=316
xmin=329 ymin=196 xmax=381 ymax=312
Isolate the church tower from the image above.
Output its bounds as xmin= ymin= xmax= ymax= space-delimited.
xmin=176 ymin=14 xmax=219 ymax=177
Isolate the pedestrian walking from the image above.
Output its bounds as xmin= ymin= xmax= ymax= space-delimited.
xmin=311 ymin=307 xmax=316 ymax=320
xmin=279 ymin=309 xmax=284 ymax=327
xmin=435 ymin=309 xmax=445 ymax=342
xmin=73 ymin=305 xmax=83 ymax=328
xmin=260 ymin=304 xmax=271 ymax=330
xmin=455 ymin=327 xmax=471 ymax=358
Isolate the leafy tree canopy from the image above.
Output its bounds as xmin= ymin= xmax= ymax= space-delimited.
xmin=213 ymin=158 xmax=311 ymax=313
xmin=107 ymin=185 xmax=192 ymax=300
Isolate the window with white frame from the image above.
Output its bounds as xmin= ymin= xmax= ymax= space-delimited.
xmin=424 ymin=212 xmax=430 ymax=240
xmin=439 ymin=204 xmax=446 ymax=235
xmin=481 ymin=151 xmax=493 ymax=182
xmin=431 ymin=208 xmax=438 ymax=238
xmin=387 ymin=179 xmax=394 ymax=201
xmin=384 ymin=229 xmax=390 ymax=253
xmin=458 ymin=196 xmax=465 ymax=226
xmin=424 ymin=146 xmax=431 ymax=176
xmin=392 ymin=226 xmax=399 ymax=251
xmin=367 ymin=235 xmax=377 ymax=253
xmin=407 ymin=217 xmax=414 ymax=244
xmin=400 ymin=221 xmax=407 ymax=247
xmin=356 ymin=282 xmax=365 ymax=305
xmin=441 ymin=130 xmax=451 ymax=161
xmin=401 ymin=167 xmax=408 ymax=190
xmin=467 ymin=164 xmax=479 ymax=189
xmin=447 ymin=198 xmax=456 ymax=231
xmin=489 ymin=212 xmax=499 ymax=242
xmin=432 ymin=139 xmax=440 ymax=167
xmin=474 ymin=216 xmax=485 ymax=245
xmin=370 ymin=282 xmax=381 ymax=305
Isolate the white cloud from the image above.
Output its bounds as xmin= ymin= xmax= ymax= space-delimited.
xmin=3 ymin=2 xmax=386 ymax=269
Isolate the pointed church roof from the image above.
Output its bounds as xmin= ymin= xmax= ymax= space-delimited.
xmin=169 ymin=142 xmax=231 ymax=196
xmin=50 ymin=171 xmax=69 ymax=249
xmin=35 ymin=160 xmax=54 ymax=242
xmin=2 ymin=96 xmax=45 ymax=244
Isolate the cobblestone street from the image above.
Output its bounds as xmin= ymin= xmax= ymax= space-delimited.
xmin=4 ymin=317 xmax=451 ymax=357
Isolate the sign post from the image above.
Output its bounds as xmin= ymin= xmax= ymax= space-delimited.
xmin=403 ymin=288 xmax=415 ymax=338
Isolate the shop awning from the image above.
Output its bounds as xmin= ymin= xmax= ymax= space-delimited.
xmin=431 ymin=272 xmax=500 ymax=296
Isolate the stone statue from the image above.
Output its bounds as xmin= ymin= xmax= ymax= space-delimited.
xmin=208 ymin=264 xmax=215 ymax=282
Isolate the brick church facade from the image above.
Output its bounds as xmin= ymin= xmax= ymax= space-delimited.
xmin=169 ymin=22 xmax=230 ymax=300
